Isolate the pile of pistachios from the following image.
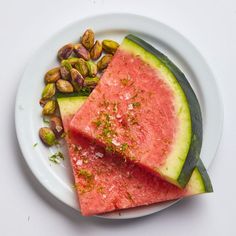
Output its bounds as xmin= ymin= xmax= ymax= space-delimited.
xmin=39 ymin=29 xmax=119 ymax=146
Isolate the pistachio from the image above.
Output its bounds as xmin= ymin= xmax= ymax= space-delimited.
xmin=50 ymin=116 xmax=64 ymax=138
xmin=70 ymin=68 xmax=84 ymax=91
xmin=61 ymin=60 xmax=73 ymax=71
xmin=42 ymin=100 xmax=56 ymax=115
xmin=42 ymin=83 xmax=56 ymax=99
xmin=102 ymin=40 xmax=119 ymax=54
xmin=57 ymin=43 xmax=74 ymax=61
xmin=97 ymin=54 xmax=113 ymax=71
xmin=90 ymin=40 xmax=102 ymax=60
xmin=39 ymin=127 xmax=56 ymax=146
xmin=81 ymin=29 xmax=95 ymax=50
xmin=56 ymin=79 xmax=74 ymax=93
xmin=87 ymin=61 xmax=98 ymax=77
xmin=66 ymin=57 xmax=81 ymax=66
xmin=60 ymin=66 xmax=70 ymax=80
xmin=74 ymin=58 xmax=89 ymax=77
xmin=84 ymin=76 xmax=99 ymax=88
xmin=44 ymin=67 xmax=61 ymax=83
xmin=73 ymin=44 xmax=90 ymax=61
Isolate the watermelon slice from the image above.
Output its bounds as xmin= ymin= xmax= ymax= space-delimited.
xmin=70 ymin=35 xmax=202 ymax=188
xmin=58 ymin=96 xmax=212 ymax=216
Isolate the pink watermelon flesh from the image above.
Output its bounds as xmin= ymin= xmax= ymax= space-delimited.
xmin=70 ymin=47 xmax=181 ymax=181
xmin=62 ymin=113 xmax=194 ymax=216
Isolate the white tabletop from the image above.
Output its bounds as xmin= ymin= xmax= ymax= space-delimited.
xmin=1 ymin=0 xmax=235 ymax=235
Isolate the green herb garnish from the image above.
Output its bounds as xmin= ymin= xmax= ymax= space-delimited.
xmin=49 ymin=151 xmax=64 ymax=164
xmin=132 ymin=102 xmax=141 ymax=108
xmin=121 ymin=143 xmax=129 ymax=152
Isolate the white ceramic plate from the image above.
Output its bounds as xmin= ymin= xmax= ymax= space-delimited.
xmin=15 ymin=13 xmax=223 ymax=219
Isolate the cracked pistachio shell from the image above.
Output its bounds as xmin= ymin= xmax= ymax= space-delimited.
xmin=56 ymin=79 xmax=74 ymax=93
xmin=39 ymin=127 xmax=56 ymax=146
xmin=81 ymin=29 xmax=95 ymax=50
xmin=102 ymin=40 xmax=119 ymax=54
xmin=90 ymin=40 xmax=102 ymax=60
xmin=42 ymin=83 xmax=56 ymax=99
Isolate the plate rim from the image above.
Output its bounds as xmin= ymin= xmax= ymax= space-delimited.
xmin=15 ymin=12 xmax=223 ymax=220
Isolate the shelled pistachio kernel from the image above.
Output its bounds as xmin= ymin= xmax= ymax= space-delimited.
xmin=81 ymin=29 xmax=95 ymax=50
xmin=41 ymin=83 xmax=56 ymax=99
xmin=61 ymin=59 xmax=73 ymax=71
xmin=73 ymin=43 xmax=90 ymax=61
xmin=102 ymin=40 xmax=119 ymax=54
xmin=44 ymin=67 xmax=61 ymax=83
xmin=60 ymin=66 xmax=70 ymax=80
xmin=87 ymin=61 xmax=98 ymax=77
xmin=97 ymin=54 xmax=113 ymax=71
xmin=75 ymin=58 xmax=89 ymax=77
xmin=57 ymin=43 xmax=74 ymax=61
xmin=42 ymin=100 xmax=56 ymax=115
xmin=39 ymin=127 xmax=56 ymax=146
xmin=50 ymin=116 xmax=64 ymax=138
xmin=84 ymin=76 xmax=99 ymax=88
xmin=56 ymin=79 xmax=74 ymax=93
xmin=70 ymin=68 xmax=84 ymax=91
xmin=90 ymin=40 xmax=102 ymax=60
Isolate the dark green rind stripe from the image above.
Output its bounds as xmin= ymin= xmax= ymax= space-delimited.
xmin=126 ymin=34 xmax=202 ymax=188
xmin=196 ymin=159 xmax=213 ymax=192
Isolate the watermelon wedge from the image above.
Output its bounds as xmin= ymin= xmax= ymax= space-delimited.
xmin=58 ymin=96 xmax=212 ymax=216
xmin=70 ymin=35 xmax=202 ymax=188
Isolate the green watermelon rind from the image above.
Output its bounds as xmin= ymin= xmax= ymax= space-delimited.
xmin=125 ymin=34 xmax=202 ymax=188
xmin=57 ymin=96 xmax=212 ymax=194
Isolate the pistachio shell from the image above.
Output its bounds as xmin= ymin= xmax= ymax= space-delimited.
xmin=74 ymin=58 xmax=89 ymax=77
xmin=42 ymin=100 xmax=56 ymax=115
xmin=97 ymin=54 xmax=113 ymax=71
xmin=42 ymin=83 xmax=56 ymax=99
xmin=90 ymin=40 xmax=102 ymax=60
xmin=87 ymin=61 xmax=98 ymax=77
xmin=57 ymin=43 xmax=74 ymax=61
xmin=73 ymin=44 xmax=90 ymax=61
xmin=39 ymin=127 xmax=56 ymax=146
xmin=50 ymin=116 xmax=64 ymax=138
xmin=56 ymin=79 xmax=74 ymax=93
xmin=70 ymin=68 xmax=84 ymax=92
xmin=102 ymin=40 xmax=119 ymax=54
xmin=44 ymin=67 xmax=61 ymax=83
xmin=81 ymin=29 xmax=95 ymax=50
